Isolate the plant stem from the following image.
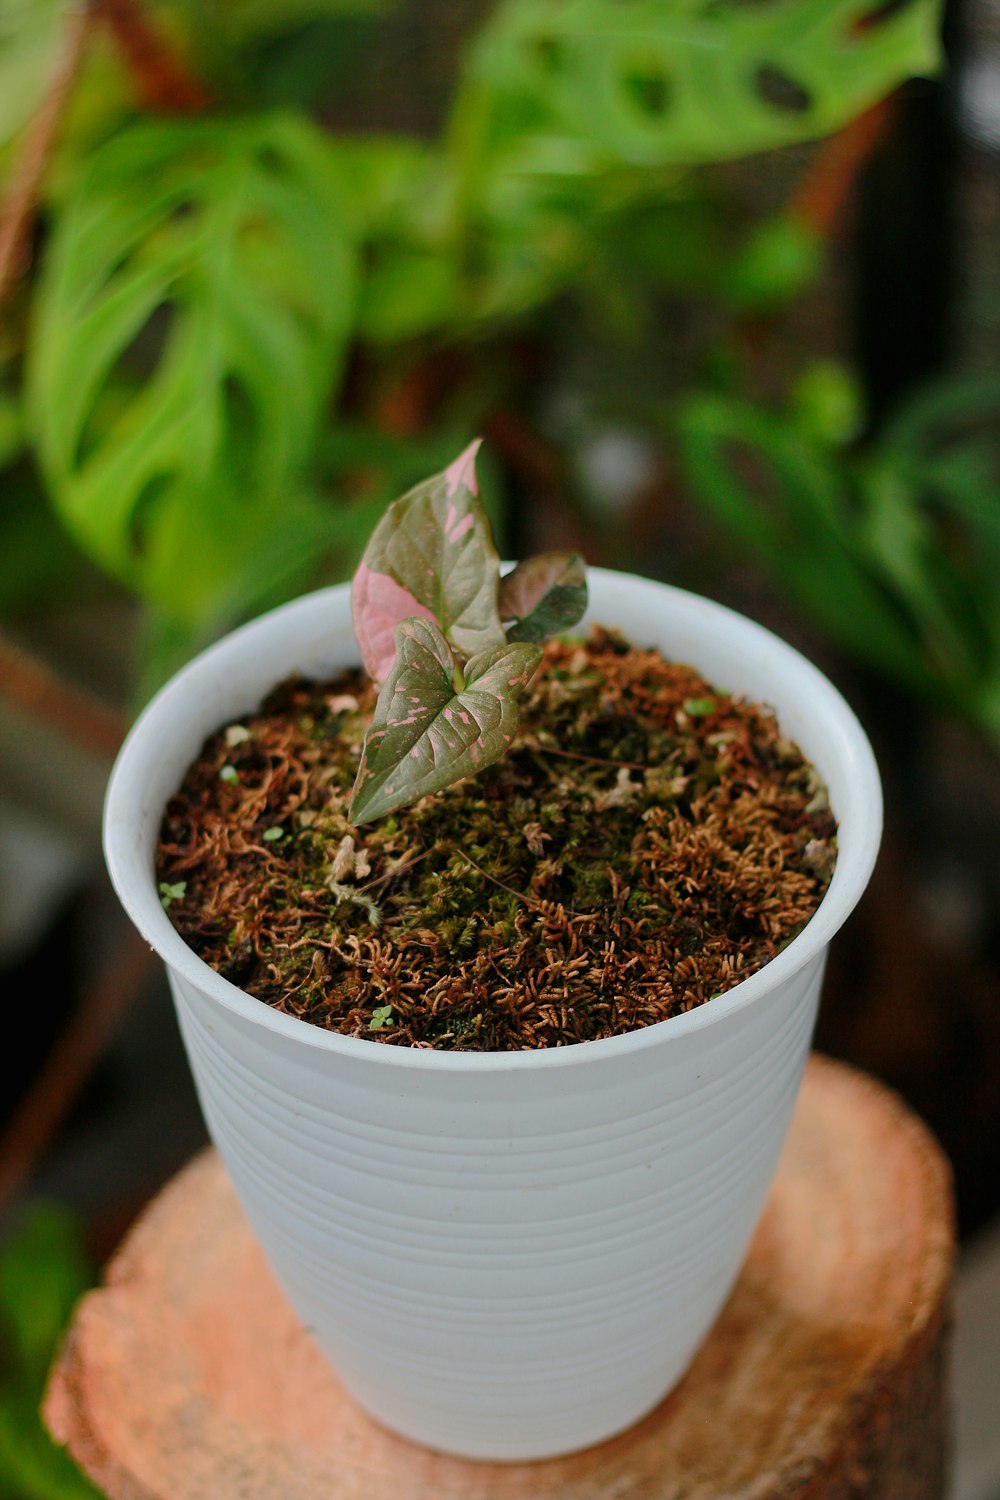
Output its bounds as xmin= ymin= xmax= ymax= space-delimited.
xmin=458 ymin=849 xmax=543 ymax=910
xmin=530 ymin=743 xmax=646 ymax=772
xmin=0 ymin=0 xmax=211 ymax=325
xmin=360 ymin=849 xmax=434 ymax=896
xmin=790 ymin=100 xmax=894 ymax=238
xmin=733 ymin=101 xmax=894 ymax=366
xmin=0 ymin=630 xmax=126 ymax=760
xmin=0 ymin=5 xmax=93 ymax=322
xmin=96 ymin=0 xmax=212 ymax=114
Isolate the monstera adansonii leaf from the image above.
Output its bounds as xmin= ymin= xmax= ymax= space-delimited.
xmin=469 ymin=0 xmax=942 ymax=168
xmin=27 ymin=112 xmax=356 ymax=626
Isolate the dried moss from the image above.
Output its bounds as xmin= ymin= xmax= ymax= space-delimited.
xmin=156 ymin=628 xmax=837 ymax=1050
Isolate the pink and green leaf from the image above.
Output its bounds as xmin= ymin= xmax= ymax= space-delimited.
xmin=351 ymin=438 xmax=505 ymax=681
xmin=349 ymin=617 xmax=542 ymax=825
xmin=499 ymin=552 xmax=588 ymax=643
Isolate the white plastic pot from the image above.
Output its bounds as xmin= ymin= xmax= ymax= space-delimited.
xmin=104 ymin=570 xmax=881 ymax=1462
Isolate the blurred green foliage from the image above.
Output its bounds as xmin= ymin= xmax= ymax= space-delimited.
xmin=29 ymin=112 xmax=356 ymax=626
xmin=462 ymin=0 xmax=938 ymax=169
xmin=0 ymin=0 xmax=956 ymax=709
xmin=678 ymin=372 xmax=1000 ymax=744
xmin=0 ymin=1208 xmax=100 ymax=1499
xmin=0 ymin=1 xmax=65 ymax=151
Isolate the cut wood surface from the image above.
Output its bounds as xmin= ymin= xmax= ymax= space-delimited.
xmin=45 ymin=1055 xmax=954 ymax=1500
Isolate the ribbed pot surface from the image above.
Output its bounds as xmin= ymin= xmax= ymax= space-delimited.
xmin=104 ymin=571 xmax=881 ymax=1459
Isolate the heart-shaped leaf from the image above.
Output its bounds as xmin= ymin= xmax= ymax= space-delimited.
xmin=351 ymin=439 xmax=505 ymax=681
xmin=500 ymin=552 xmax=588 ymax=642
xmin=350 ymin=616 xmax=542 ymax=824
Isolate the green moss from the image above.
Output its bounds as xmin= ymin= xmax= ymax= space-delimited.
xmin=156 ymin=629 xmax=837 ymax=1051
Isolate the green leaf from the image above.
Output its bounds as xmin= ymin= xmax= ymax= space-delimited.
xmin=676 ymin=392 xmax=938 ymax=696
xmin=683 ymin=697 xmax=716 ymax=717
xmin=0 ymin=0 xmax=64 ymax=149
xmin=721 ymin=215 xmax=823 ymax=312
xmin=191 ymin=0 xmax=388 ymax=45
xmin=351 ymin=440 xmax=505 ymax=680
xmin=159 ymin=880 xmax=187 ymax=907
xmin=676 ymin=382 xmax=1000 ymax=742
xmin=0 ymin=1206 xmax=101 ymax=1498
xmin=0 ymin=381 xmax=22 ymax=467
xmin=0 ymin=1397 xmax=102 ymax=1497
xmin=27 ymin=112 xmax=357 ymax=627
xmin=866 ymin=376 xmax=1000 ymax=700
xmin=500 ymin=552 xmax=588 ymax=642
xmin=467 ymin=0 xmax=942 ymax=169
xmin=324 ymin=136 xmax=443 ymax=237
xmin=361 ymin=245 xmax=464 ymax=342
xmin=0 ymin=1208 xmax=91 ymax=1376
xmin=321 ymin=138 xmax=462 ymax=341
xmin=369 ymin=1003 xmax=393 ymax=1029
xmin=790 ymin=360 xmax=865 ymax=447
xmin=350 ymin=617 xmax=541 ymax=824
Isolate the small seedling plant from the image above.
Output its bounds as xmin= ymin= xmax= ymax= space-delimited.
xmin=155 ymin=449 xmax=837 ymax=1048
xmin=349 ymin=440 xmax=587 ymax=824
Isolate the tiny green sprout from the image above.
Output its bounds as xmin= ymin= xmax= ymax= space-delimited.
xmin=349 ymin=440 xmax=588 ymax=825
xmin=262 ymin=826 xmax=284 ymax=842
xmin=683 ymin=697 xmax=717 ymax=718
xmin=219 ymin=764 xmax=239 ymax=784
xmin=369 ymin=1004 xmax=393 ymax=1030
xmin=159 ymin=880 xmax=187 ymax=909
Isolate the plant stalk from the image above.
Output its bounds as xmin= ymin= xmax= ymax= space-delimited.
xmin=0 ymin=5 xmax=93 ymax=323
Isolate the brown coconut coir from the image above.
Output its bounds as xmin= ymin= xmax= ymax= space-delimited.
xmin=156 ymin=627 xmax=837 ymax=1051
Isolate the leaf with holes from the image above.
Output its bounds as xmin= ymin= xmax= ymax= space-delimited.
xmin=350 ymin=617 xmax=542 ymax=824
xmin=468 ymin=0 xmax=942 ymax=169
xmin=351 ymin=439 xmax=505 ymax=681
xmin=26 ymin=113 xmax=356 ymax=627
xmin=500 ymin=552 xmax=588 ymax=642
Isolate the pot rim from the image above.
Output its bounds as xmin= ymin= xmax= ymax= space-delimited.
xmin=104 ymin=569 xmax=882 ymax=1073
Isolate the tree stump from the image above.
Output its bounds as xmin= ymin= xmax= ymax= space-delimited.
xmin=44 ymin=1055 xmax=954 ymax=1500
